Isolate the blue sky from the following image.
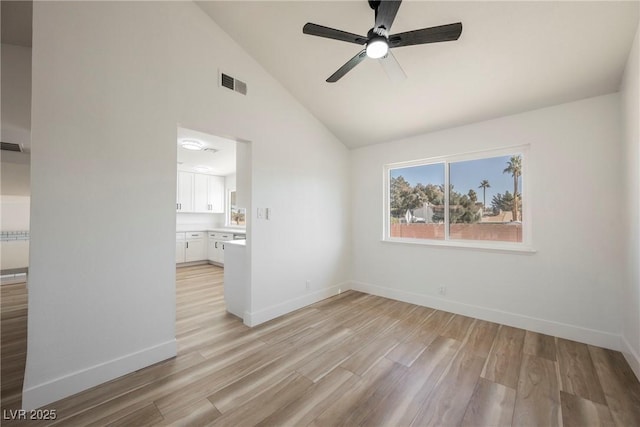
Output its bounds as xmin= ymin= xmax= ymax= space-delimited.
xmin=390 ymin=155 xmax=523 ymax=207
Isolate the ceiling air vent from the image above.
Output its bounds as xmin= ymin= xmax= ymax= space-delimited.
xmin=1 ymin=142 xmax=23 ymax=152
xmin=220 ymin=72 xmax=247 ymax=96
xmin=221 ymin=73 xmax=234 ymax=90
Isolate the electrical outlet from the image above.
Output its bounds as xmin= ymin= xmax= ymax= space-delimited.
xmin=257 ymin=208 xmax=263 ymax=219
xmin=438 ymin=286 xmax=447 ymax=296
xmin=306 ymin=280 xmax=311 ymax=290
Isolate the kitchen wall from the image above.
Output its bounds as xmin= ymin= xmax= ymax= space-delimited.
xmin=1 ymin=43 xmax=32 ymax=276
xmin=621 ymin=23 xmax=640 ymax=378
xmin=25 ymin=1 xmax=350 ymax=409
xmin=176 ymin=213 xmax=223 ymax=231
xmin=1 ymin=43 xmax=31 ymax=146
xmin=226 ymin=173 xmax=236 ymax=194
xmin=1 ymin=195 xmax=30 ymax=273
xmin=1 ymin=196 xmax=30 ymax=231
xmin=1 ymin=151 xmax=30 ymax=197
xmin=351 ymin=93 xmax=624 ymax=350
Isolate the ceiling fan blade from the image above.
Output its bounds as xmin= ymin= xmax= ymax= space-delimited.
xmin=327 ymin=50 xmax=367 ymax=83
xmin=379 ymin=51 xmax=406 ymax=83
xmin=375 ymin=0 xmax=402 ymax=32
xmin=389 ymin=22 xmax=462 ymax=48
xmin=303 ymin=23 xmax=367 ymax=45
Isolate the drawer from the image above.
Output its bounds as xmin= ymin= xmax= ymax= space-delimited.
xmin=209 ymin=232 xmax=232 ymax=240
xmin=187 ymin=232 xmax=204 ymax=239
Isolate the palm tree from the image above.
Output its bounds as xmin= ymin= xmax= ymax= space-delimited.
xmin=503 ymin=156 xmax=522 ymax=221
xmin=478 ymin=179 xmax=491 ymax=211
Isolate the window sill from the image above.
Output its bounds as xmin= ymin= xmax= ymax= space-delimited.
xmin=382 ymin=237 xmax=536 ymax=254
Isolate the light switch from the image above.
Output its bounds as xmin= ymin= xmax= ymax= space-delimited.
xmin=265 ymin=208 xmax=271 ymax=220
xmin=257 ymin=208 xmax=263 ymax=219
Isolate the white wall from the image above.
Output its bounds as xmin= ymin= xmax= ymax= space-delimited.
xmin=1 ymin=44 xmax=32 ymax=235
xmin=621 ymin=22 xmax=640 ymax=378
xmin=226 ymin=173 xmax=236 ymax=193
xmin=169 ymin=3 xmax=351 ymax=325
xmin=25 ymin=2 xmax=179 ymax=409
xmin=1 ymin=195 xmax=30 ymax=231
xmin=1 ymin=43 xmax=31 ymax=146
xmin=176 ymin=213 xmax=222 ymax=231
xmin=0 ymin=195 xmax=30 ymax=271
xmin=1 ymin=151 xmax=30 ymax=196
xmin=351 ymin=94 xmax=624 ymax=350
xmin=25 ymin=1 xmax=350 ymax=409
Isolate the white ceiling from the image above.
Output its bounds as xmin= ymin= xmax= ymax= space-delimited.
xmin=177 ymin=127 xmax=237 ymax=176
xmin=197 ymin=1 xmax=639 ymax=148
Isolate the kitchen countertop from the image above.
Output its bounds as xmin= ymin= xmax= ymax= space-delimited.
xmin=176 ymin=227 xmax=246 ymax=234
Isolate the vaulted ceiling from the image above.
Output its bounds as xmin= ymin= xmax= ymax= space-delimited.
xmin=197 ymin=1 xmax=639 ymax=148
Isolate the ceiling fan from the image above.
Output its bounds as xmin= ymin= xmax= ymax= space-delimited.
xmin=303 ymin=0 xmax=462 ymax=83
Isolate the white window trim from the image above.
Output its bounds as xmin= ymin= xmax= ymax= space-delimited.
xmin=383 ymin=145 xmax=533 ymax=253
xmin=225 ymin=189 xmax=245 ymax=229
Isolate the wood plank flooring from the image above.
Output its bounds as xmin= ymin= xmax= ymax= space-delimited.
xmin=2 ymin=264 xmax=640 ymax=426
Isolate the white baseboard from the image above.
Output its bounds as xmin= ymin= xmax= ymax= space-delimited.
xmin=621 ymin=335 xmax=640 ymax=381
xmin=350 ymin=281 xmax=620 ymax=351
xmin=243 ymin=282 xmax=350 ymax=327
xmin=21 ymin=339 xmax=177 ymax=410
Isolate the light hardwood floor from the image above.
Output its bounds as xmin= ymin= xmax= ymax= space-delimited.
xmin=2 ymin=264 xmax=640 ymax=426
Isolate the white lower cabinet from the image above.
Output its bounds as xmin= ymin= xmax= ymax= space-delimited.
xmin=185 ymin=232 xmax=206 ymax=262
xmin=207 ymin=238 xmax=220 ymax=263
xmin=208 ymin=232 xmax=232 ymax=265
xmin=176 ymin=233 xmax=186 ymax=263
xmin=177 ymin=232 xmax=206 ymax=264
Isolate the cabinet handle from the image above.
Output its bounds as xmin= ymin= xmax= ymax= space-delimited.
xmin=215 ymin=242 xmax=218 ymax=249
xmin=222 ymin=244 xmax=225 ymax=250
xmin=186 ymin=242 xmax=188 ymax=249
xmin=176 ymin=203 xmax=179 ymax=210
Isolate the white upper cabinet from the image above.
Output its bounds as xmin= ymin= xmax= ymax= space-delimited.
xmin=177 ymin=171 xmax=194 ymax=212
xmin=193 ymin=173 xmax=210 ymax=212
xmin=207 ymin=175 xmax=225 ymax=213
xmin=178 ymin=171 xmax=225 ymax=213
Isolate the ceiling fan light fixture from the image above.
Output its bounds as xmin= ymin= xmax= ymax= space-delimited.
xmin=180 ymin=139 xmax=204 ymax=151
xmin=366 ymin=37 xmax=389 ymax=59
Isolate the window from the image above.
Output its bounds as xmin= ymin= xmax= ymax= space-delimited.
xmin=385 ymin=146 xmax=530 ymax=250
xmin=227 ymin=190 xmax=246 ymax=227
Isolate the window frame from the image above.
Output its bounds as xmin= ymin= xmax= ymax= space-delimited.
xmin=383 ymin=145 xmax=533 ymax=253
xmin=225 ymin=189 xmax=246 ymax=228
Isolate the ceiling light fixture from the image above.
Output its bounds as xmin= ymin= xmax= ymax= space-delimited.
xmin=193 ymin=165 xmax=212 ymax=173
xmin=365 ymin=36 xmax=388 ymax=59
xmin=180 ymin=140 xmax=204 ymax=151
